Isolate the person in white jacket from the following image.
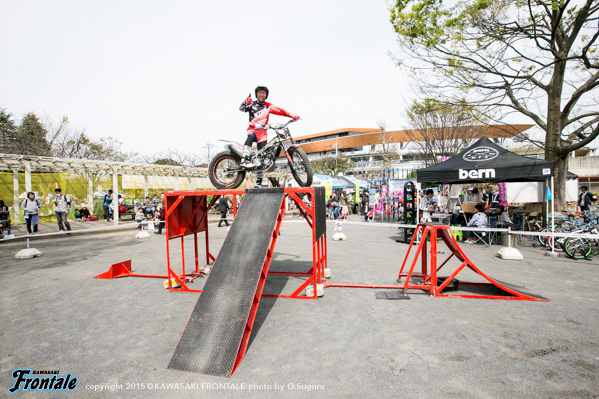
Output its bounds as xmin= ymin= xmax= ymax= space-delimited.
xmin=466 ymin=204 xmax=488 ymax=241
xmin=21 ymin=192 xmax=41 ymax=234
xmin=53 ymin=188 xmax=71 ymax=232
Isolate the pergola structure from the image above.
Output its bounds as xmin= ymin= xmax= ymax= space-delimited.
xmin=0 ymin=153 xmax=208 ymax=224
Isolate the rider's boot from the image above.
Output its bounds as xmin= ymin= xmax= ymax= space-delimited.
xmin=240 ymin=145 xmax=254 ymax=168
xmin=255 ymin=172 xmax=267 ymax=188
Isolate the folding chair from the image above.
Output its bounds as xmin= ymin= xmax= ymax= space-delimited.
xmin=467 ymin=227 xmax=492 ymax=246
xmin=488 ymin=216 xmax=501 ymax=245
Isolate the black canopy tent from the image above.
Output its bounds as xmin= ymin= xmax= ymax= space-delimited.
xmin=417 ymin=137 xmax=554 ymax=184
xmin=416 ymin=137 xmax=565 ymax=254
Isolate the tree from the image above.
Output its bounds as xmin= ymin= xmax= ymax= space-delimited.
xmin=375 ymin=122 xmax=401 ymax=169
xmin=390 ymin=0 xmax=599 ymax=209
xmin=0 ymin=108 xmax=18 ymax=153
xmin=3 ymin=113 xmax=51 ymax=155
xmin=311 ymin=154 xmax=353 ymax=176
xmin=405 ymin=98 xmax=481 ymax=167
xmin=154 ymin=158 xmax=181 ymax=166
xmin=44 ymin=115 xmax=134 ymax=161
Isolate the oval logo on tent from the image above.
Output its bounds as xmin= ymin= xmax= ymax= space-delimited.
xmin=463 ymin=146 xmax=499 ymax=162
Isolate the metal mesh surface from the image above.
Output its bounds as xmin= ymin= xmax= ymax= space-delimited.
xmin=168 ymin=188 xmax=285 ymax=376
xmin=313 ymin=186 xmax=326 ymax=240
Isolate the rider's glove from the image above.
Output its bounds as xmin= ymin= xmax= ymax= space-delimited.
xmin=245 ymin=94 xmax=252 ymax=105
xmin=292 ymin=115 xmax=300 ymax=120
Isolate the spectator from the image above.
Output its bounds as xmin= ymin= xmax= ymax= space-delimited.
xmin=339 ymin=192 xmax=346 ymax=205
xmin=217 ymin=195 xmax=230 ymax=227
xmin=419 ymin=189 xmax=435 ymax=222
xmin=0 ymin=199 xmax=8 ymax=237
xmin=329 ymin=193 xmax=340 ymax=220
xmin=154 ymin=204 xmax=165 ymax=234
xmin=302 ymin=194 xmax=311 ymax=208
xmin=466 ymin=204 xmax=489 ymax=241
xmin=103 ymin=190 xmax=113 ymax=220
xmin=135 ymin=208 xmax=145 ymax=230
xmin=341 ymin=204 xmax=349 ymax=221
xmin=152 ymin=194 xmax=160 ymax=206
xmin=362 ymin=192 xmax=370 ymax=221
xmin=53 ymin=188 xmax=72 ymax=232
xmin=79 ymin=206 xmax=91 ymax=221
xmin=578 ymin=186 xmax=593 ymax=212
xmin=489 ymin=187 xmax=501 ymax=208
xmin=494 ymin=205 xmax=512 ymax=227
xmin=107 ymin=198 xmax=114 ymax=222
xmin=21 ymin=191 xmax=41 ymax=234
xmin=143 ymin=196 xmax=154 ymax=217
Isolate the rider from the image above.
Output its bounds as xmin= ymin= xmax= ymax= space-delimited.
xmin=239 ymin=86 xmax=299 ymax=186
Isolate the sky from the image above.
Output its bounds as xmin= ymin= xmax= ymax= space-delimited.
xmin=1 ymin=0 xmax=413 ymax=158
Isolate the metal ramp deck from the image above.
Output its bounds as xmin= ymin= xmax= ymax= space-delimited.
xmin=167 ymin=188 xmax=285 ymax=377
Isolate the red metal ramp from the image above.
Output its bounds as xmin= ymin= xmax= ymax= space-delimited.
xmin=398 ymin=224 xmax=548 ymax=301
xmin=167 ymin=188 xmax=285 ymax=377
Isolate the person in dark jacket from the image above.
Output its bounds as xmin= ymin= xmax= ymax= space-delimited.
xmin=217 ymin=195 xmax=230 ymax=227
xmin=578 ymin=185 xmax=594 ymax=212
xmin=154 ymin=204 xmax=165 ymax=234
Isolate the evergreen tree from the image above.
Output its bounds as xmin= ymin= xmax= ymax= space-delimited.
xmin=12 ymin=113 xmax=51 ymax=155
xmin=0 ymin=108 xmax=18 ymax=153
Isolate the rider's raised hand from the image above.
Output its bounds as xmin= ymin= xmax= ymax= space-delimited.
xmin=245 ymin=94 xmax=252 ymax=105
xmin=292 ymin=115 xmax=300 ymax=121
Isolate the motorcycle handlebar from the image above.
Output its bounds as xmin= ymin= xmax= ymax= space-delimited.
xmin=264 ymin=118 xmax=298 ymax=130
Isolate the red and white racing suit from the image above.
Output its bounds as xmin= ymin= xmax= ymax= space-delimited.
xmin=239 ymin=100 xmax=295 ymax=145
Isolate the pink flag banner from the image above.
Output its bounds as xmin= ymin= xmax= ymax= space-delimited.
xmin=375 ymin=186 xmax=388 ymax=213
xmin=497 ymin=182 xmax=508 ymax=206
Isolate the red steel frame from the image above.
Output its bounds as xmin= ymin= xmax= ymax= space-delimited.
xmin=164 ymin=189 xmax=244 ymax=292
xmin=396 ymin=223 xmax=547 ymax=301
xmin=164 ymin=187 xmax=327 ymax=298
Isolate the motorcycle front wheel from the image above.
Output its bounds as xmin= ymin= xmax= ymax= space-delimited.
xmin=208 ymin=151 xmax=246 ymax=189
xmin=287 ymin=147 xmax=313 ymax=187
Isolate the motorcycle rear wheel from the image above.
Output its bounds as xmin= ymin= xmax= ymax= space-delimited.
xmin=208 ymin=151 xmax=246 ymax=189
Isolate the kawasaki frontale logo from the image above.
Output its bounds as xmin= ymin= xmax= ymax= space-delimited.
xmin=463 ymin=146 xmax=499 ymax=161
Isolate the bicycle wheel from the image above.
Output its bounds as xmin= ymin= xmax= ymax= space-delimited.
xmin=546 ymin=233 xmax=565 ymax=252
xmin=564 ymin=237 xmax=592 ymax=259
xmin=537 ymin=227 xmax=552 ymax=246
xmin=287 ymin=147 xmax=313 ymax=187
xmin=208 ymin=151 xmax=246 ymax=189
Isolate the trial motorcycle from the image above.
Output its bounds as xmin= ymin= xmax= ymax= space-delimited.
xmin=208 ymin=119 xmax=313 ymax=189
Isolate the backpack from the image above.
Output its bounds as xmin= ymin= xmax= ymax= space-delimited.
xmin=451 ymin=225 xmax=463 ymax=242
xmin=23 ymin=199 xmax=41 ymax=210
xmin=118 ymin=204 xmax=127 ymax=213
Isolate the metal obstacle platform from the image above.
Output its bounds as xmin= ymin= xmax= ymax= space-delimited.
xmin=397 ymin=223 xmax=548 ymax=301
xmin=93 ymin=187 xmax=327 ymax=296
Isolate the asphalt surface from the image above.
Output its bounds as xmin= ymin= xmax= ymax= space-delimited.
xmin=1 ymin=214 xmax=598 ymax=398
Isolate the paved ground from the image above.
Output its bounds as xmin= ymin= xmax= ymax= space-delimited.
xmin=1 ymin=214 xmax=598 ymax=398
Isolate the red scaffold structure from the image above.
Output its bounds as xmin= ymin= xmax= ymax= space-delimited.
xmin=163 ymin=187 xmax=327 ymax=298
xmin=94 ymin=187 xmax=327 ymax=299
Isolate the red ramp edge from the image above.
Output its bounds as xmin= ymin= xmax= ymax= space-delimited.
xmin=94 ymin=260 xmax=132 ymax=279
xmin=398 ymin=224 xmax=548 ymax=301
